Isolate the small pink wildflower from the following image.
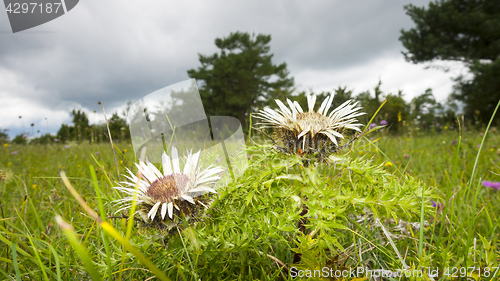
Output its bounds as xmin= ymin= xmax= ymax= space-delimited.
xmin=482 ymin=181 xmax=500 ymax=190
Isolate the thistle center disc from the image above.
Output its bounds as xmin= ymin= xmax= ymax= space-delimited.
xmin=146 ymin=173 xmax=190 ymax=203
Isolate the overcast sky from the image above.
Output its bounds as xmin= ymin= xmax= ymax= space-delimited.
xmin=0 ymin=0 xmax=468 ymax=138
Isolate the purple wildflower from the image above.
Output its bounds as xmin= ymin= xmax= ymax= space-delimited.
xmin=380 ymin=120 xmax=388 ymax=126
xmin=22 ymin=134 xmax=28 ymax=138
xmin=11 ymin=150 xmax=18 ymax=155
xmin=54 ymin=138 xmax=58 ymax=142
xmin=431 ymin=200 xmax=437 ymax=207
xmin=482 ymin=181 xmax=500 ymax=190
xmin=369 ymin=123 xmax=376 ymax=129
xmin=64 ymin=145 xmax=70 ymax=149
xmin=451 ymin=139 xmax=458 ymax=146
xmin=403 ymin=153 xmax=409 ymax=159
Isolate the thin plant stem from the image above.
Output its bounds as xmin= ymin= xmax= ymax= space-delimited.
xmin=98 ymin=101 xmax=120 ymax=181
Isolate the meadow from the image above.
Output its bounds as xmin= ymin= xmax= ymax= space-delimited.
xmin=0 ymin=126 xmax=499 ymax=280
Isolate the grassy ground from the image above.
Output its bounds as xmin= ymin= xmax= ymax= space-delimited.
xmin=0 ymin=127 xmax=499 ymax=280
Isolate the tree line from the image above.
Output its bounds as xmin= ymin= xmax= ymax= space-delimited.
xmin=0 ymin=79 xmax=460 ymax=146
xmin=1 ymin=109 xmax=130 ymax=145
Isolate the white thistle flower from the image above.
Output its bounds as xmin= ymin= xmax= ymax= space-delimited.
xmin=114 ymin=147 xmax=224 ymax=221
xmin=254 ymin=94 xmax=364 ymax=153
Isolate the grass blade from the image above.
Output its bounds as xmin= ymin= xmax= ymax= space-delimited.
xmin=89 ymin=165 xmax=112 ymax=280
xmin=11 ymin=243 xmax=22 ymax=281
xmin=46 ymin=243 xmax=62 ymax=281
xmin=418 ymin=185 xmax=425 ymax=259
xmin=56 ymin=216 xmax=103 ymax=281
xmin=101 ymin=221 xmax=171 ymax=281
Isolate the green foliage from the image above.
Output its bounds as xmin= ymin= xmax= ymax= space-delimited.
xmin=352 ymin=81 xmax=461 ymax=133
xmin=57 ymin=109 xmax=90 ymax=142
xmin=453 ymin=59 xmax=500 ymax=124
xmin=1 ymin=123 xmax=499 ymax=279
xmin=355 ymin=81 xmax=410 ymax=131
xmin=55 ymin=109 xmax=130 ymax=143
xmin=71 ymin=109 xmax=89 ymax=129
xmin=411 ymin=88 xmax=443 ymax=131
xmin=187 ymin=31 xmax=294 ymax=131
xmin=0 ymin=129 xmax=9 ymax=144
xmin=381 ymin=93 xmax=410 ymax=131
xmin=400 ymin=0 xmax=500 ymax=125
xmin=12 ymin=134 xmax=27 ymax=145
xmin=0 ymin=29 xmax=496 ymax=279
xmin=30 ymin=133 xmax=56 ymax=145
xmin=400 ymin=0 xmax=500 ymax=63
xmin=108 ymin=113 xmax=130 ymax=142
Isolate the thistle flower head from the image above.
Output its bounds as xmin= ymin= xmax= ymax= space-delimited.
xmin=114 ymin=147 xmax=224 ymax=222
xmin=254 ymin=94 xmax=364 ymax=154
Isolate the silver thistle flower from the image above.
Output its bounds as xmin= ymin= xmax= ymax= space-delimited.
xmin=254 ymin=94 xmax=364 ymax=153
xmin=114 ymin=147 xmax=224 ymax=221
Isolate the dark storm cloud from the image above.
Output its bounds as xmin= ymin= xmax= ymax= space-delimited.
xmin=1 ymin=0 xmax=453 ymax=138
xmin=268 ymin=0 xmax=429 ymax=71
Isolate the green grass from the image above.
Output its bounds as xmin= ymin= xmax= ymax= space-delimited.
xmin=0 ymin=127 xmax=499 ymax=280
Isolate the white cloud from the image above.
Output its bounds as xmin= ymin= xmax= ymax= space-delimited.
xmin=0 ymin=73 xmax=72 ymax=136
xmin=293 ymin=53 xmax=468 ymax=103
